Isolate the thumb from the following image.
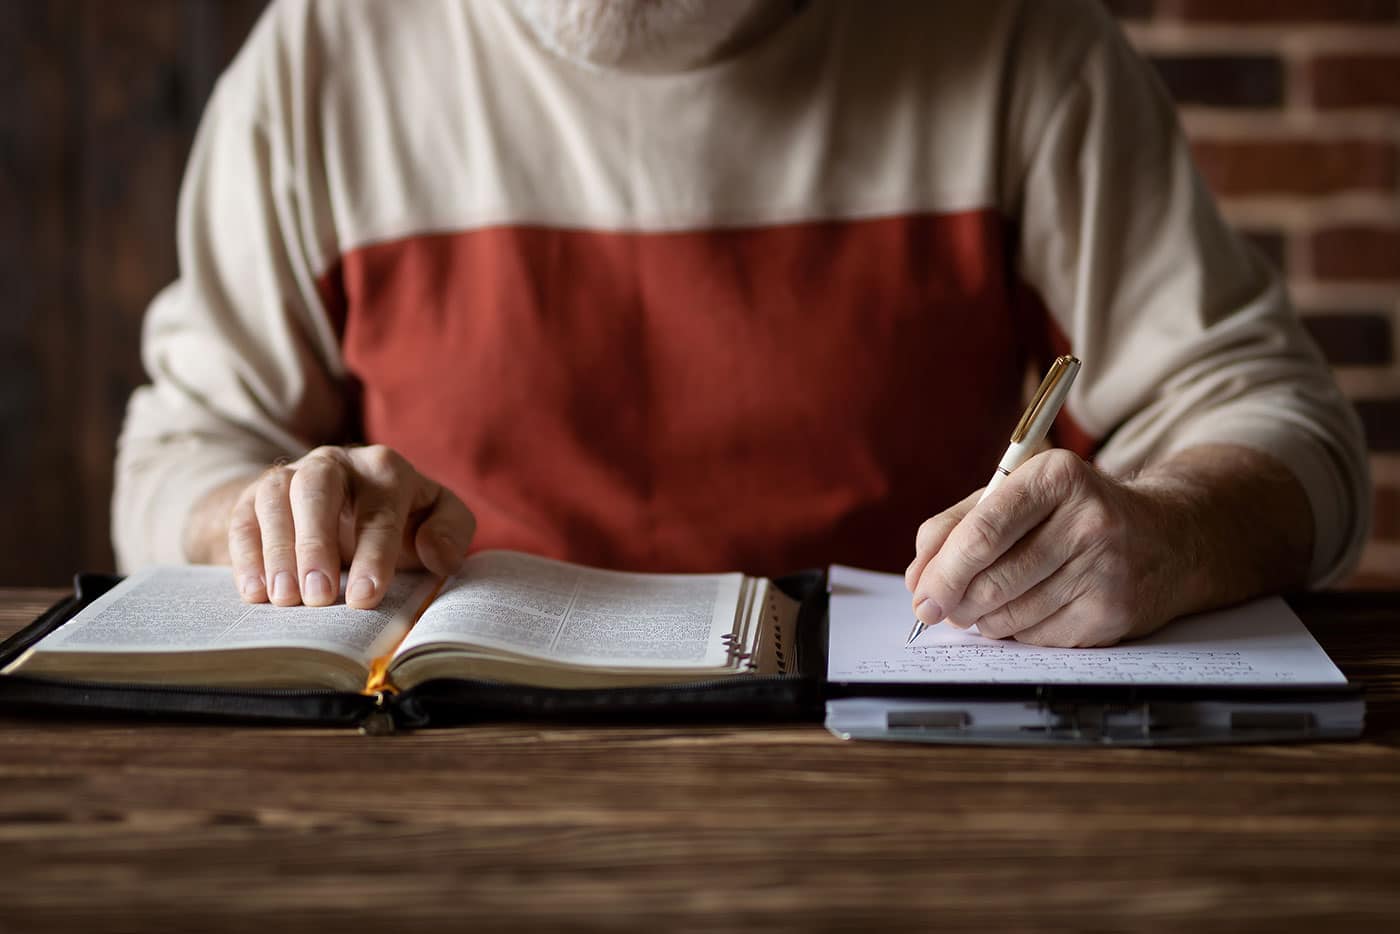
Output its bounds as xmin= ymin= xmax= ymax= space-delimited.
xmin=411 ymin=485 xmax=476 ymax=577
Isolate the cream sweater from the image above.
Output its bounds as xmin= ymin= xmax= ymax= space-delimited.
xmin=114 ymin=0 xmax=1370 ymax=579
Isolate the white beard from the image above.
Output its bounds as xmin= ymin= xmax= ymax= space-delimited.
xmin=510 ymin=0 xmax=788 ymax=71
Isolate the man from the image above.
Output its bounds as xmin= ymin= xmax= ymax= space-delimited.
xmin=115 ymin=0 xmax=1370 ymax=648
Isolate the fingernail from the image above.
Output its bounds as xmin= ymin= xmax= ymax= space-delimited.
xmin=348 ymin=576 xmax=377 ymax=604
xmin=303 ymin=571 xmax=333 ymax=604
xmin=239 ymin=574 xmax=264 ymax=599
xmin=915 ymin=598 xmax=943 ymax=626
xmin=272 ymin=571 xmax=296 ymax=602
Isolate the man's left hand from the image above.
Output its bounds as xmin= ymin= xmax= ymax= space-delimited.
xmin=904 ymin=449 xmax=1201 ymax=648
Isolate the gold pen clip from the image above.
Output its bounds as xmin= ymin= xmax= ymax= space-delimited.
xmin=1011 ymin=355 xmax=1080 ymax=444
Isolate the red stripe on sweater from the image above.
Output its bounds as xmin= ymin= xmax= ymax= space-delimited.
xmin=320 ymin=211 xmax=1091 ymax=575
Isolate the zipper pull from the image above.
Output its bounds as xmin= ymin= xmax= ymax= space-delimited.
xmin=358 ymin=690 xmax=397 ymax=736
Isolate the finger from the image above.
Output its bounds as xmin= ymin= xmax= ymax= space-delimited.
xmin=954 ymin=515 xmax=1073 ymax=624
xmin=1009 ymin=600 xmax=1112 ymax=648
xmin=255 ymin=466 xmax=302 ymax=606
xmin=905 ymin=488 xmax=982 ymax=594
xmin=915 ymin=450 xmax=1080 ymax=621
xmin=410 ymin=485 xmax=476 ymax=577
xmin=1011 ymin=583 xmax=1161 ymax=648
xmin=289 ymin=449 xmax=349 ymax=607
xmin=227 ymin=484 xmax=267 ymax=603
xmin=344 ymin=447 xmax=411 ymax=609
xmin=972 ymin=556 xmax=1087 ymax=640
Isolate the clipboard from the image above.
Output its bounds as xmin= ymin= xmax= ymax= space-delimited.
xmin=820 ymin=565 xmax=1365 ymax=746
xmin=823 ymin=682 xmax=1365 ymax=746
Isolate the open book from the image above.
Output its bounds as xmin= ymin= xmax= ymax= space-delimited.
xmin=1 ymin=551 xmax=799 ymax=693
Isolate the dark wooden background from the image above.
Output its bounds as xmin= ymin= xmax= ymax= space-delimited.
xmin=1 ymin=0 xmax=268 ymax=584
xmin=2 ymin=0 xmax=1397 ymax=586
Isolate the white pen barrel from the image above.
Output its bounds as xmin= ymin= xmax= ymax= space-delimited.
xmin=980 ymin=438 xmax=1039 ymax=502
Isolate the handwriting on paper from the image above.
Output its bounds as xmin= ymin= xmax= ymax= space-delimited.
xmin=826 ymin=565 xmax=1346 ymax=686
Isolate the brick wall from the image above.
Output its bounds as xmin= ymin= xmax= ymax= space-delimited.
xmin=1110 ymin=0 xmax=1400 ymax=587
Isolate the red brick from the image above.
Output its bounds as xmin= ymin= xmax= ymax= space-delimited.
xmin=1171 ymin=0 xmax=1400 ymax=23
xmin=1374 ymin=485 xmax=1400 ymax=541
xmin=1192 ymin=139 xmax=1398 ymax=197
xmin=1312 ymin=227 xmax=1400 ymax=281
xmin=1312 ymin=54 xmax=1400 ymax=108
xmin=1356 ymin=398 xmax=1400 ymax=451
xmin=1301 ymin=312 xmax=1395 ymax=366
xmin=1150 ymin=55 xmax=1285 ymax=108
xmin=1241 ymin=229 xmax=1287 ymax=272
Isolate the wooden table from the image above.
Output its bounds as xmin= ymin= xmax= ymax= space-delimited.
xmin=2 ymin=589 xmax=1399 ymax=932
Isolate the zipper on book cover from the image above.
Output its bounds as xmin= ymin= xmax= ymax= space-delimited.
xmin=8 ymin=677 xmax=353 ymax=700
xmin=357 ymin=690 xmax=398 ymax=736
xmin=1 ymin=675 xmax=375 ymax=723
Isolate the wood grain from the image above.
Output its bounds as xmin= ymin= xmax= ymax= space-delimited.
xmin=0 ymin=1 xmax=81 ymax=587
xmin=2 ymin=591 xmax=1399 ymax=932
xmin=0 ymin=0 xmax=267 ymax=586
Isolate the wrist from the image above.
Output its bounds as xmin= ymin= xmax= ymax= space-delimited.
xmin=1125 ymin=445 xmax=1314 ymax=617
xmin=1122 ymin=470 xmax=1219 ymax=620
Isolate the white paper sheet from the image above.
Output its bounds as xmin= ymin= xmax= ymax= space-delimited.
xmin=827 ymin=565 xmax=1347 ymax=685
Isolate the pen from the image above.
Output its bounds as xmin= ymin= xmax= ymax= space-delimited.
xmin=905 ymin=354 xmax=1083 ymax=646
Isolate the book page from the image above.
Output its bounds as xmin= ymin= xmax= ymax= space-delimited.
xmin=827 ymin=565 xmax=1347 ymax=685
xmin=394 ymin=551 xmax=743 ymax=669
xmin=30 ymin=566 xmax=434 ymax=663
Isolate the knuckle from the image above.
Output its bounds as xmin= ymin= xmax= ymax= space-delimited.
xmin=975 ymin=613 xmax=1009 ymax=639
xmin=982 ymin=598 xmax=1031 ymax=638
xmin=291 ymin=454 xmax=341 ymax=485
xmin=261 ymin=542 xmax=297 ymax=568
xmin=303 ymin=445 xmax=346 ymax=465
xmin=289 ymin=475 xmax=339 ymax=513
xmin=258 ymin=465 xmax=294 ymax=495
xmin=359 ymin=444 xmax=406 ymax=478
xmin=296 ymin=546 xmax=339 ymax=574
xmin=227 ymin=513 xmax=262 ymax=545
xmin=1073 ymin=502 xmax=1119 ymax=550
xmin=294 ymin=533 xmax=337 ymax=556
xmin=351 ymin=540 xmax=399 ymax=573
xmin=358 ymin=505 xmax=404 ymax=536
xmin=1060 ymin=570 xmax=1093 ymax=607
xmin=1003 ymin=477 xmax=1039 ymax=512
xmin=915 ymin=516 xmax=938 ymax=544
xmin=967 ymin=564 xmax=1017 ymax=611
xmin=1096 ymin=551 xmax=1130 ymax=589
xmin=1074 ymin=595 xmax=1117 ymax=637
xmin=959 ymin=513 xmax=1001 ymax=565
xmin=1039 ymin=449 xmax=1086 ymax=496
xmin=915 ymin=515 xmax=951 ymax=553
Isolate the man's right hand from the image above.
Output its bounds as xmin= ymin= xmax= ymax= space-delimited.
xmin=190 ymin=445 xmax=476 ymax=610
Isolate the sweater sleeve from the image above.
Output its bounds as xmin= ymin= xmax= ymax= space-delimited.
xmin=1007 ymin=1 xmax=1370 ymax=586
xmin=112 ymin=4 xmax=348 ymax=572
